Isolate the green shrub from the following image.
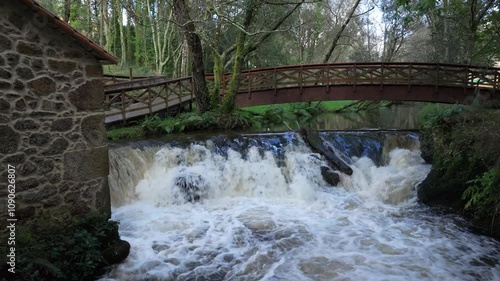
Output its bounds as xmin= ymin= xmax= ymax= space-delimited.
xmin=16 ymin=213 xmax=120 ymax=281
xmin=463 ymin=168 xmax=500 ymax=210
xmin=419 ymin=104 xmax=467 ymax=129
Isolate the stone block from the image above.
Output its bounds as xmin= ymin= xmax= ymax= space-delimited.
xmin=0 ymin=80 xmax=11 ymax=90
xmin=14 ymin=119 xmax=39 ymax=130
xmin=17 ymin=206 xmax=35 ymax=220
xmin=8 ymin=12 xmax=27 ymax=31
xmin=0 ymin=69 xmax=12 ymax=79
xmin=15 ymin=99 xmax=26 ymax=111
xmin=28 ymin=111 xmax=57 ymax=118
xmin=94 ymin=178 xmax=111 ymax=217
xmin=16 ymin=67 xmax=34 ymax=80
xmin=37 ymin=159 xmax=55 ymax=174
xmin=17 ymin=178 xmax=39 ymax=192
xmin=43 ymin=195 xmax=62 ymax=208
xmin=31 ymin=58 xmax=44 ymax=71
xmin=28 ymin=76 xmax=56 ymax=96
xmin=21 ymin=161 xmax=38 ymax=176
xmin=68 ymin=80 xmax=104 ymax=111
xmin=17 ymin=41 xmax=43 ymax=57
xmin=49 ymin=59 xmax=77 ymax=72
xmin=0 ymin=34 xmax=12 ymax=52
xmin=85 ymin=64 xmax=103 ymax=77
xmin=63 ymin=146 xmax=109 ymax=181
xmin=42 ymin=138 xmax=69 ymax=155
xmin=46 ymin=48 xmax=59 ymax=58
xmin=63 ymin=49 xmax=84 ymax=59
xmin=13 ymin=80 xmax=24 ymax=90
xmin=0 ymin=98 xmax=10 ymax=112
xmin=26 ymin=31 xmax=40 ymax=43
xmin=0 ymin=114 xmax=9 ymax=123
xmin=29 ymin=133 xmax=50 ymax=146
xmin=51 ymin=117 xmax=73 ymax=132
xmin=22 ymin=185 xmax=57 ymax=203
xmin=81 ymin=114 xmax=106 ymax=146
xmin=6 ymin=53 xmax=19 ymax=66
xmin=0 ymin=125 xmax=19 ymax=154
xmin=2 ymin=153 xmax=25 ymax=164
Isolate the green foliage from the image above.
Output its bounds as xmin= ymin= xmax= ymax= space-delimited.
xmin=463 ymin=168 xmax=500 ymax=210
xmin=106 ymin=102 xmax=327 ymax=139
xmin=106 ymin=126 xmax=145 ymax=140
xmin=419 ymin=104 xmax=466 ymax=129
xmin=16 ymin=213 xmax=120 ymax=281
xmin=420 ymin=105 xmax=500 ymax=233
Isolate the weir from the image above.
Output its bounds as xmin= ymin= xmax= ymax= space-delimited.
xmin=103 ymin=131 xmax=500 ymax=281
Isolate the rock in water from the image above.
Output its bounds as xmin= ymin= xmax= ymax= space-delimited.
xmin=321 ymin=166 xmax=341 ymax=186
xmin=299 ymin=127 xmax=353 ymax=175
xmin=174 ymin=170 xmax=207 ymax=202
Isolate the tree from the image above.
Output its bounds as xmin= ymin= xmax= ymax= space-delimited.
xmin=322 ymin=0 xmax=362 ymax=63
xmin=173 ymin=0 xmax=211 ymax=112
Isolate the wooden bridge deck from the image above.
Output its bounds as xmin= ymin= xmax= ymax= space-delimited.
xmin=104 ymin=62 xmax=500 ymax=124
xmin=104 ymin=77 xmax=193 ymax=124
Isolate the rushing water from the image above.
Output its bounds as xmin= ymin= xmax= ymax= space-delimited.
xmin=101 ymin=131 xmax=500 ymax=281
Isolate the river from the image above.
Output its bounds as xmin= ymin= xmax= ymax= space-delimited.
xmin=100 ymin=126 xmax=500 ymax=281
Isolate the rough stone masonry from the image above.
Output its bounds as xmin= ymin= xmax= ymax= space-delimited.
xmin=0 ymin=0 xmax=112 ymax=230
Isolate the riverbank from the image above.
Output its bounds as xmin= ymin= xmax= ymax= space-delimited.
xmin=418 ymin=104 xmax=500 ymax=240
xmin=106 ymin=102 xmax=334 ymax=140
xmin=106 ymin=101 xmax=402 ymax=140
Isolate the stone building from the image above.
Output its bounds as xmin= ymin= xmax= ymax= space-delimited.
xmin=0 ymin=0 xmax=117 ymax=226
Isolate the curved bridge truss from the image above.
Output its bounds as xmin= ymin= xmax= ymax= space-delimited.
xmin=104 ymin=62 xmax=500 ymax=124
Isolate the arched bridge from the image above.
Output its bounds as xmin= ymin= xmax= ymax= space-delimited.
xmin=103 ymin=62 xmax=500 ymax=124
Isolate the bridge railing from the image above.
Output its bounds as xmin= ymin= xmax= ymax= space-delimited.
xmin=218 ymin=62 xmax=499 ymax=95
xmin=103 ymin=62 xmax=499 ymax=123
xmin=104 ymin=76 xmax=193 ymax=123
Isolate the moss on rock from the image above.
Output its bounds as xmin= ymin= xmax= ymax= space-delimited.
xmin=418 ymin=105 xmax=500 ymax=240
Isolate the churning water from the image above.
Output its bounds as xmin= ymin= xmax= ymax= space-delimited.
xmin=101 ymin=132 xmax=500 ymax=281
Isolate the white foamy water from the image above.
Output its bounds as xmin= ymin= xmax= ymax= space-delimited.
xmin=102 ymin=136 xmax=500 ymax=281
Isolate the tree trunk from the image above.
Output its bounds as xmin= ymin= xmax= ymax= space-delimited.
xmin=221 ymin=0 xmax=259 ymax=114
xmin=322 ymin=0 xmax=361 ymax=63
xmin=173 ymin=0 xmax=210 ymax=112
xmin=117 ymin=0 xmax=126 ymax=65
xmin=63 ymin=0 xmax=71 ymax=22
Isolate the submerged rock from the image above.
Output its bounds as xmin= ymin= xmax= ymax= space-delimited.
xmin=174 ymin=170 xmax=207 ymax=202
xmin=299 ymin=127 xmax=353 ymax=175
xmin=321 ymin=166 xmax=340 ymax=186
xmin=102 ymin=239 xmax=130 ymax=265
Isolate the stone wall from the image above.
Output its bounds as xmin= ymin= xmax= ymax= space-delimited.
xmin=0 ymin=0 xmax=110 ymax=230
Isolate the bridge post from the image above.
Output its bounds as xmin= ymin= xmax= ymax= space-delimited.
xmin=435 ymin=64 xmax=440 ymax=93
xmin=299 ymin=65 xmax=303 ymax=95
xmin=190 ymin=78 xmax=194 ymax=111
xmin=147 ymin=88 xmax=153 ymax=115
xmin=325 ymin=65 xmax=330 ymax=94
xmin=274 ymin=68 xmax=278 ymax=96
xmin=408 ymin=64 xmax=412 ymax=92
xmin=121 ymin=91 xmax=126 ymax=124
xmin=353 ymin=64 xmax=357 ymax=93
xmin=380 ymin=63 xmax=384 ymax=92
xmin=248 ymin=69 xmax=252 ymax=100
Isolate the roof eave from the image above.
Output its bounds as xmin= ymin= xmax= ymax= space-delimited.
xmin=17 ymin=0 xmax=118 ymax=65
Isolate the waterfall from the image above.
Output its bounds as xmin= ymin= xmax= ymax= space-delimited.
xmin=102 ymin=131 xmax=500 ymax=281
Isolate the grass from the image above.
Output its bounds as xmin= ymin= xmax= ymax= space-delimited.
xmin=106 ymin=126 xmax=145 ymax=140
xmin=242 ymin=101 xmax=354 ymax=114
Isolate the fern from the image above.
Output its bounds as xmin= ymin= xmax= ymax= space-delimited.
xmin=31 ymin=258 xmax=64 ymax=279
xmin=462 ymin=168 xmax=500 ymax=210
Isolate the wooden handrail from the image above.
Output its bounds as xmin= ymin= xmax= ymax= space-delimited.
xmin=104 ymin=62 xmax=500 ymax=124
